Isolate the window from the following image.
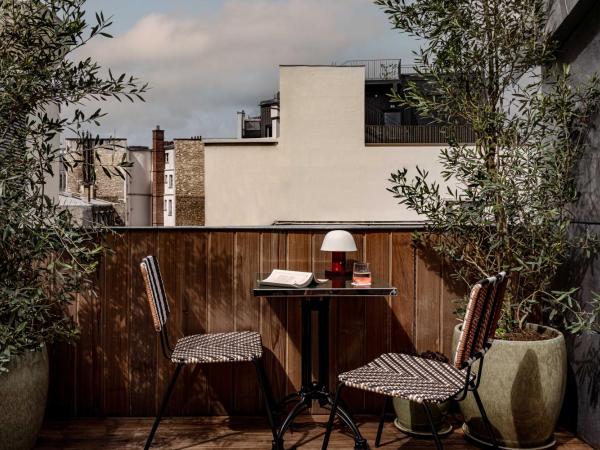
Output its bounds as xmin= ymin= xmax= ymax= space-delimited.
xmin=59 ymin=155 xmax=66 ymax=191
xmin=169 ymin=174 xmax=173 ymax=189
xmin=165 ymin=152 xmax=169 ymax=164
xmin=164 ymin=199 xmax=166 ymax=211
xmin=383 ymin=111 xmax=402 ymax=125
xmin=168 ymin=199 xmax=172 ymax=216
xmin=59 ymin=172 xmax=66 ymax=192
xmin=165 ymin=175 xmax=167 ymax=184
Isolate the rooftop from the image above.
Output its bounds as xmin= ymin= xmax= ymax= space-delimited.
xmin=58 ymin=192 xmax=115 ymax=207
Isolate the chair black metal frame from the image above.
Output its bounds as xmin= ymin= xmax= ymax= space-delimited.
xmin=140 ymin=256 xmax=280 ymax=450
xmin=321 ymin=272 xmax=509 ymax=450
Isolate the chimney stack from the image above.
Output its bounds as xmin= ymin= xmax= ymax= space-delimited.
xmin=236 ymin=110 xmax=245 ymax=139
xmin=152 ymin=126 xmax=165 ymax=226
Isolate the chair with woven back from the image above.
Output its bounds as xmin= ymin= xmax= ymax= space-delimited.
xmin=321 ymin=271 xmax=509 ymax=450
xmin=140 ymin=255 xmax=279 ymax=450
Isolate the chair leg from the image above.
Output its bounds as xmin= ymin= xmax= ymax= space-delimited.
xmin=322 ymin=382 xmax=344 ymax=450
xmin=253 ymin=359 xmax=281 ymax=449
xmin=375 ymin=396 xmax=391 ymax=448
xmin=472 ymin=387 xmax=499 ymax=449
xmin=145 ymin=363 xmax=183 ymax=450
xmin=423 ymin=402 xmax=443 ymax=450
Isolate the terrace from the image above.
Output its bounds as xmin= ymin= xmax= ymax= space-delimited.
xmin=33 ymin=226 xmax=594 ymax=449
xmin=339 ymin=59 xmax=476 ymax=145
xmin=37 ymin=417 xmax=587 ymax=449
xmin=3 ymin=1 xmax=600 ymax=450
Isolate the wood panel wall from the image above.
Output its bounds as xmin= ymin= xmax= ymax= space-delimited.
xmin=47 ymin=228 xmax=462 ymax=418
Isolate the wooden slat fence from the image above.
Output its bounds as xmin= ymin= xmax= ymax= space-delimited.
xmin=47 ymin=228 xmax=463 ymax=417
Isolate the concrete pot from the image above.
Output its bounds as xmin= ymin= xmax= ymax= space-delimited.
xmin=0 ymin=346 xmax=49 ymax=450
xmin=452 ymin=324 xmax=567 ymax=449
xmin=393 ymin=397 xmax=452 ymax=436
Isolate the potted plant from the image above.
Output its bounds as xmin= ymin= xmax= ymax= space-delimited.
xmin=0 ymin=2 xmax=145 ymax=449
xmin=377 ymin=0 xmax=600 ymax=448
xmin=392 ymin=351 xmax=452 ymax=437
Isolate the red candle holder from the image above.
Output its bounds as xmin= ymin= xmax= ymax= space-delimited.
xmin=331 ymin=251 xmax=345 ymax=273
xmin=321 ymin=230 xmax=357 ymax=279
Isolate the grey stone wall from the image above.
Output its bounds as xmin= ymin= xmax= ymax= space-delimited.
xmin=552 ymin=2 xmax=600 ymax=447
xmin=555 ymin=0 xmax=600 ymax=298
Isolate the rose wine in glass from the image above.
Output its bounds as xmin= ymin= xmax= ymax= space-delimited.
xmin=353 ymin=262 xmax=371 ymax=286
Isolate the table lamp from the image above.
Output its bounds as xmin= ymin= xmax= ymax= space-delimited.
xmin=321 ymin=230 xmax=357 ymax=278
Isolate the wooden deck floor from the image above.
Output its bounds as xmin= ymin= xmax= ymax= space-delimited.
xmin=36 ymin=416 xmax=592 ymax=450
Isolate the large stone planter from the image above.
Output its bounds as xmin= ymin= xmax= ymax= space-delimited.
xmin=0 ymin=346 xmax=49 ymax=450
xmin=452 ymin=324 xmax=567 ymax=449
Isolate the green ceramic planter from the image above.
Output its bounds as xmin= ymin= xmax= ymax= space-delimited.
xmin=393 ymin=397 xmax=452 ymax=436
xmin=452 ymin=324 xmax=567 ymax=449
xmin=0 ymin=346 xmax=49 ymax=450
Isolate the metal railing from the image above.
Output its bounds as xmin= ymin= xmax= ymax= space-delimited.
xmin=365 ymin=124 xmax=475 ymax=144
xmin=341 ymin=59 xmax=424 ymax=80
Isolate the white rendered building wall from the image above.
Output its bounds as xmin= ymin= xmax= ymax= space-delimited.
xmin=127 ymin=149 xmax=152 ymax=226
xmin=205 ymin=66 xmax=450 ymax=226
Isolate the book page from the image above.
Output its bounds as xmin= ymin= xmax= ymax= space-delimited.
xmin=262 ymin=269 xmax=312 ymax=286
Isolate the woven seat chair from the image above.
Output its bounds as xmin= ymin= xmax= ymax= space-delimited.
xmin=322 ymin=271 xmax=509 ymax=450
xmin=140 ymin=256 xmax=278 ymax=450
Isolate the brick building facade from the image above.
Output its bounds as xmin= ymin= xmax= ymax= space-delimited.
xmin=151 ymin=128 xmax=165 ymax=226
xmin=174 ymin=138 xmax=204 ymax=226
xmin=62 ymin=138 xmax=128 ymax=224
xmin=64 ymin=138 xmax=128 ymax=204
xmin=62 ymin=129 xmax=205 ymax=227
xmin=150 ymin=128 xmax=205 ymax=226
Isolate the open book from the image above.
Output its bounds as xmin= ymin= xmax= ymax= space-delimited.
xmin=259 ymin=269 xmax=328 ymax=288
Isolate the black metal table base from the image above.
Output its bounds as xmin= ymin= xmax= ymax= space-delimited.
xmin=271 ymin=298 xmax=366 ymax=450
xmin=274 ymin=383 xmax=367 ymax=449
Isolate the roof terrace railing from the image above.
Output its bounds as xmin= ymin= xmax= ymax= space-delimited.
xmin=341 ymin=59 xmax=424 ymax=80
xmin=366 ymin=124 xmax=475 ymax=145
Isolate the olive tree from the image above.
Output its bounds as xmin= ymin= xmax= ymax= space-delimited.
xmin=0 ymin=0 xmax=146 ymax=371
xmin=378 ymin=0 xmax=600 ymax=335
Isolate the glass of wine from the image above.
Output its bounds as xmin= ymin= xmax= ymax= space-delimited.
xmin=352 ymin=262 xmax=372 ymax=286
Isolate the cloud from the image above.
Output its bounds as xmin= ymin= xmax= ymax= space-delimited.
xmin=68 ymin=0 xmax=415 ymax=145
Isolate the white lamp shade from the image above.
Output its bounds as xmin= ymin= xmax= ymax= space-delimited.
xmin=320 ymin=230 xmax=357 ymax=252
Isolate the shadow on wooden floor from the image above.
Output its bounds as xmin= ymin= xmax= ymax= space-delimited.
xmin=35 ymin=415 xmax=592 ymax=450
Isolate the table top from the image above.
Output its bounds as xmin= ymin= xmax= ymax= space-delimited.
xmin=253 ymin=274 xmax=397 ymax=297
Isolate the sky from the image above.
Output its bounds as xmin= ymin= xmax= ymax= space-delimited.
xmin=74 ymin=0 xmax=420 ymax=146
